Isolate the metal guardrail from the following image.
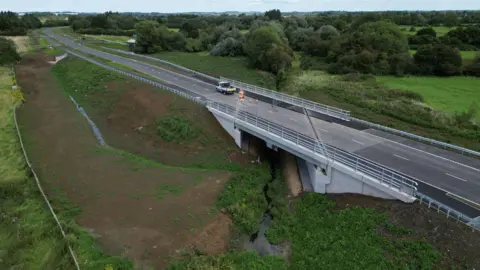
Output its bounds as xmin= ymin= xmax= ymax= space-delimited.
xmin=417 ymin=193 xmax=479 ymax=231
xmin=101 ymin=47 xmax=220 ymax=83
xmin=207 ymin=101 xmax=418 ymax=196
xmin=221 ymin=77 xmax=351 ymax=121
xmin=351 ymin=117 xmax=480 ymax=158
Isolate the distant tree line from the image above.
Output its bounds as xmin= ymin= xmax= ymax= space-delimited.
xmin=66 ymin=10 xmax=480 ymax=77
xmin=0 ymin=11 xmax=42 ymax=35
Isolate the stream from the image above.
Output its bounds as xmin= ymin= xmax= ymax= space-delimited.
xmin=244 ymin=149 xmax=285 ymax=257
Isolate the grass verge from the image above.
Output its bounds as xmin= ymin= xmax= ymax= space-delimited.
xmin=0 ymin=66 xmax=75 ymax=268
xmin=150 ymin=51 xmax=277 ymax=89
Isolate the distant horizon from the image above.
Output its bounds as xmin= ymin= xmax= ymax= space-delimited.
xmin=3 ymin=0 xmax=480 ymax=14
xmin=9 ymin=9 xmax=480 ymax=15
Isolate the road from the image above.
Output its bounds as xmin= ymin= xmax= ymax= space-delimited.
xmin=44 ymin=29 xmax=480 ymax=217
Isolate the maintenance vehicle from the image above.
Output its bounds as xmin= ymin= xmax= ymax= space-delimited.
xmin=216 ymin=81 xmax=236 ymax=95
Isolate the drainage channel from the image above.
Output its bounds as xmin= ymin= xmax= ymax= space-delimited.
xmin=245 ymin=148 xmax=284 ymax=257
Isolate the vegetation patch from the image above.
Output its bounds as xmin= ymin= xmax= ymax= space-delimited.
xmin=217 ymin=165 xmax=271 ymax=235
xmin=156 ymin=114 xmax=200 ymax=143
xmin=168 ymin=250 xmax=287 ymax=270
xmin=378 ymin=75 xmax=480 ymax=119
xmin=157 ymin=184 xmax=184 ymax=199
xmin=265 ymin=193 xmax=441 ymax=269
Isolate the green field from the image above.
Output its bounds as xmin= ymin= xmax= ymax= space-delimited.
xmin=86 ymin=34 xmax=131 ymax=43
xmin=400 ymin=25 xmax=455 ymax=36
xmin=168 ymin=28 xmax=180 ymax=32
xmin=152 ymin=51 xmax=277 ymax=89
xmin=378 ymin=75 xmax=480 ymax=118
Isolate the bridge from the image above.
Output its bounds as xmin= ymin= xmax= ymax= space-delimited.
xmin=42 ymin=29 xmax=480 ymax=221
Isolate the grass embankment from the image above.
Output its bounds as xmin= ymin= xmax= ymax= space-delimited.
xmin=51 ymin=56 xmax=246 ymax=170
xmin=0 ymin=67 xmax=74 ymax=268
xmin=378 ymin=75 xmax=480 ymax=119
xmin=151 ymin=51 xmax=277 ymax=89
xmin=85 ymin=34 xmax=131 ymax=43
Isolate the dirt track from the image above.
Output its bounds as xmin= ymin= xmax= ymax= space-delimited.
xmin=15 ymin=53 xmax=234 ymax=268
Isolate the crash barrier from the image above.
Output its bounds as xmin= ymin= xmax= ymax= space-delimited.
xmin=221 ymin=77 xmax=351 ymax=121
xmin=11 ymin=69 xmax=81 ymax=269
xmin=416 ymin=193 xmax=479 ymax=232
xmin=351 ymin=117 xmax=480 ymax=159
xmin=101 ymin=47 xmax=219 ymax=84
xmin=69 ymin=95 xmax=106 ymax=146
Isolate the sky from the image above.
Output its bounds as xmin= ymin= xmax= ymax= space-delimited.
xmin=4 ymin=0 xmax=480 ymax=13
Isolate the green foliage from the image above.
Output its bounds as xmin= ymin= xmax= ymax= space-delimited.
xmin=168 ymin=251 xmax=288 ymax=270
xmin=0 ymin=37 xmax=21 ymax=65
xmin=414 ymin=44 xmax=463 ymax=76
xmin=266 ymin=193 xmax=440 ymax=269
xmin=217 ymin=165 xmax=271 ymax=235
xmin=327 ymin=21 xmax=409 ymax=76
xmin=416 ymin=27 xmax=437 ymax=37
xmin=134 ymin=20 xmax=187 ymax=53
xmin=156 ymin=114 xmax=200 ymax=143
xmin=244 ymin=26 xmax=293 ymax=74
xmin=265 ymin=9 xmax=282 ymax=21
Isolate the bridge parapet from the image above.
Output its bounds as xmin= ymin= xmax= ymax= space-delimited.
xmin=207 ymin=101 xmax=417 ymax=202
xmin=220 ymin=77 xmax=350 ymax=121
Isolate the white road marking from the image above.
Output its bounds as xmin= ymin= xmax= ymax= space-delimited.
xmin=446 ymin=192 xmax=480 ymax=210
xmin=446 ymin=173 xmax=467 ymax=182
xmin=361 ymin=130 xmax=480 ymax=173
xmin=289 ymin=118 xmax=298 ymax=122
xmin=319 ymin=128 xmax=329 ymax=133
xmin=393 ymin=154 xmax=409 ymax=161
xmin=352 ymin=139 xmax=365 ymax=145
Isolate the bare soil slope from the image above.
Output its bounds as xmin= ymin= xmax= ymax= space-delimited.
xmin=15 ymin=53 xmax=235 ymax=269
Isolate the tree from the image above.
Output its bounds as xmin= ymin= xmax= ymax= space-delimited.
xmin=464 ymin=53 xmax=480 ymax=77
xmin=0 ymin=37 xmax=21 ymax=65
xmin=265 ymin=9 xmax=282 ymax=21
xmin=288 ymin=27 xmax=314 ymax=51
xmin=135 ymin=20 xmax=164 ymax=53
xmin=180 ymin=18 xmax=207 ymax=38
xmin=244 ymin=26 xmax=293 ymax=74
xmin=210 ymin=37 xmax=244 ymax=57
xmin=316 ymin=25 xmax=339 ymax=40
xmin=416 ymin=27 xmax=436 ymax=37
xmin=414 ymin=44 xmax=462 ymax=76
xmin=21 ymin=14 xmax=42 ymax=29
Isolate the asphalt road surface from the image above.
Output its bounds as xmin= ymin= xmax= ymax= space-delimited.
xmin=44 ymin=29 xmax=480 ymax=218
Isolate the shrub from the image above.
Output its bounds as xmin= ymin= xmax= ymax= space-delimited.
xmin=210 ymin=37 xmax=244 ymax=56
xmin=0 ymin=37 xmax=21 ymax=65
xmin=416 ymin=27 xmax=437 ymax=37
xmin=414 ymin=44 xmax=463 ymax=76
